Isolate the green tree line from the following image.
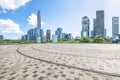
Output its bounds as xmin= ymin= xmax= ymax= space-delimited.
xmin=58 ymin=35 xmax=110 ymax=43
xmin=0 ymin=40 xmax=36 ymax=44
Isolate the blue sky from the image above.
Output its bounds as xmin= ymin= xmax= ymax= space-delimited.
xmin=0 ymin=0 xmax=120 ymax=39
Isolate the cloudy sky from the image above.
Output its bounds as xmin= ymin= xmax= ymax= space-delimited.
xmin=0 ymin=0 xmax=120 ymax=39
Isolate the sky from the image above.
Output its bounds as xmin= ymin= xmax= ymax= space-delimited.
xmin=0 ymin=0 xmax=120 ymax=39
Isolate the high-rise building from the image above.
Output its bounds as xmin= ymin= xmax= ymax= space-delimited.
xmin=52 ymin=35 xmax=58 ymax=43
xmin=92 ymin=19 xmax=96 ymax=37
xmin=21 ymin=10 xmax=44 ymax=43
xmin=104 ymin=28 xmax=107 ymax=38
xmin=22 ymin=34 xmax=28 ymax=40
xmin=91 ymin=31 xmax=94 ymax=38
xmin=112 ymin=17 xmax=119 ymax=39
xmin=28 ymin=29 xmax=36 ymax=40
xmin=40 ymin=29 xmax=44 ymax=42
xmin=37 ymin=10 xmax=41 ymax=29
xmin=36 ymin=10 xmax=42 ymax=43
xmin=0 ymin=35 xmax=3 ymax=40
xmin=55 ymin=28 xmax=62 ymax=40
xmin=81 ymin=16 xmax=90 ymax=37
xmin=62 ymin=33 xmax=72 ymax=40
xmin=46 ymin=29 xmax=51 ymax=41
xmin=95 ymin=10 xmax=104 ymax=37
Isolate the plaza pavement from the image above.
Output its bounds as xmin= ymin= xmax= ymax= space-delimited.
xmin=0 ymin=43 xmax=120 ymax=80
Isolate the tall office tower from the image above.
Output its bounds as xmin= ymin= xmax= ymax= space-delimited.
xmin=22 ymin=34 xmax=28 ymax=40
xmin=92 ymin=19 xmax=96 ymax=37
xmin=52 ymin=35 xmax=58 ymax=43
xmin=36 ymin=10 xmax=41 ymax=43
xmin=0 ymin=35 xmax=3 ymax=40
xmin=40 ymin=29 xmax=44 ymax=42
xmin=62 ymin=33 xmax=66 ymax=40
xmin=112 ymin=17 xmax=119 ymax=39
xmin=81 ymin=16 xmax=90 ymax=37
xmin=37 ymin=10 xmax=41 ymax=29
xmin=67 ymin=33 xmax=72 ymax=40
xmin=55 ymin=28 xmax=63 ymax=40
xmin=46 ymin=29 xmax=51 ymax=41
xmin=28 ymin=29 xmax=36 ymax=40
xmin=91 ymin=30 xmax=94 ymax=38
xmin=62 ymin=33 xmax=72 ymax=40
xmin=104 ymin=28 xmax=107 ymax=38
xmin=95 ymin=10 xmax=104 ymax=37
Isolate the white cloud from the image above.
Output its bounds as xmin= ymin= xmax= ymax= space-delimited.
xmin=27 ymin=13 xmax=44 ymax=27
xmin=0 ymin=19 xmax=23 ymax=34
xmin=0 ymin=0 xmax=31 ymax=10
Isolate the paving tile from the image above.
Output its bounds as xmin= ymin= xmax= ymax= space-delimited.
xmin=0 ymin=44 xmax=120 ymax=80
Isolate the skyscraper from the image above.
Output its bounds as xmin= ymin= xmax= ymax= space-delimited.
xmin=112 ymin=17 xmax=119 ymax=39
xmin=37 ymin=10 xmax=41 ymax=29
xmin=92 ymin=19 xmax=96 ymax=37
xmin=36 ymin=10 xmax=42 ymax=43
xmin=52 ymin=35 xmax=58 ymax=43
xmin=95 ymin=10 xmax=104 ymax=37
xmin=0 ymin=35 xmax=3 ymax=40
xmin=28 ymin=29 xmax=36 ymax=40
xmin=62 ymin=33 xmax=72 ymax=40
xmin=40 ymin=29 xmax=44 ymax=42
xmin=81 ymin=16 xmax=90 ymax=37
xmin=91 ymin=31 xmax=94 ymax=38
xmin=21 ymin=10 xmax=44 ymax=43
xmin=46 ymin=29 xmax=51 ymax=41
xmin=104 ymin=28 xmax=107 ymax=38
xmin=55 ymin=28 xmax=63 ymax=40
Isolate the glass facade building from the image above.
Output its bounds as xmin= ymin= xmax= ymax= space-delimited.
xmin=62 ymin=33 xmax=72 ymax=40
xmin=37 ymin=10 xmax=41 ymax=30
xmin=55 ymin=28 xmax=62 ymax=40
xmin=0 ymin=35 xmax=3 ymax=40
xmin=52 ymin=35 xmax=58 ymax=43
xmin=46 ymin=29 xmax=51 ymax=41
xmin=95 ymin=10 xmax=104 ymax=37
xmin=81 ymin=16 xmax=90 ymax=37
xmin=112 ymin=17 xmax=119 ymax=39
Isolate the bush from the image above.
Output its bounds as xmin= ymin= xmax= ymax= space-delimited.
xmin=0 ymin=40 xmax=36 ymax=44
xmin=93 ymin=35 xmax=105 ymax=43
xmin=80 ymin=37 xmax=92 ymax=43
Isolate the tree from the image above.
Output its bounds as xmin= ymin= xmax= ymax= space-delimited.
xmin=93 ymin=35 xmax=105 ymax=43
xmin=80 ymin=37 xmax=92 ymax=43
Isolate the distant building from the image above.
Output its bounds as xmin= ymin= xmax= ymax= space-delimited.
xmin=62 ymin=33 xmax=72 ymax=40
xmin=113 ymin=34 xmax=120 ymax=43
xmin=62 ymin=33 xmax=66 ymax=40
xmin=55 ymin=28 xmax=62 ymax=40
xmin=92 ymin=19 xmax=96 ymax=38
xmin=28 ymin=29 xmax=36 ymax=40
xmin=0 ymin=35 xmax=3 ymax=40
xmin=81 ymin=16 xmax=90 ymax=37
xmin=52 ymin=35 xmax=58 ymax=43
xmin=112 ymin=17 xmax=119 ymax=40
xmin=40 ymin=29 xmax=44 ymax=42
xmin=76 ymin=36 xmax=80 ymax=40
xmin=21 ymin=10 xmax=45 ymax=43
xmin=46 ymin=29 xmax=51 ymax=41
xmin=104 ymin=28 xmax=107 ymax=38
xmin=95 ymin=10 xmax=104 ymax=37
xmin=22 ymin=34 xmax=28 ymax=40
xmin=37 ymin=10 xmax=41 ymax=29
xmin=67 ymin=33 xmax=72 ymax=40
xmin=36 ymin=10 xmax=42 ymax=43
xmin=91 ymin=30 xmax=95 ymax=38
xmin=42 ymin=36 xmax=46 ymax=43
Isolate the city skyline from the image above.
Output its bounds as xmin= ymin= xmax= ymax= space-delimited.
xmin=0 ymin=0 xmax=120 ymax=39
